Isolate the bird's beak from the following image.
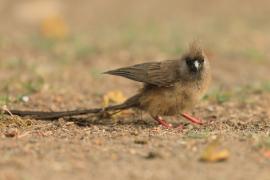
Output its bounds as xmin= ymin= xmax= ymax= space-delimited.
xmin=194 ymin=60 xmax=200 ymax=70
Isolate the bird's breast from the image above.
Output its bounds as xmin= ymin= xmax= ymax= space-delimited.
xmin=138 ymin=82 xmax=202 ymax=116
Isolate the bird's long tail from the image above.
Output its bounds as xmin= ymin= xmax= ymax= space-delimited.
xmin=3 ymin=94 xmax=141 ymax=120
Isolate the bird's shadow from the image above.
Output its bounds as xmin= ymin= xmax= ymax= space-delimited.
xmin=51 ymin=114 xmax=192 ymax=129
xmin=52 ymin=115 xmax=158 ymax=128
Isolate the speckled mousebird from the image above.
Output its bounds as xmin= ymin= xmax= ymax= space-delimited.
xmin=6 ymin=43 xmax=211 ymax=128
xmin=104 ymin=42 xmax=211 ymax=128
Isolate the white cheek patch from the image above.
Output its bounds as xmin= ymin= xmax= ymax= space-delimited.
xmin=194 ymin=60 xmax=199 ymax=69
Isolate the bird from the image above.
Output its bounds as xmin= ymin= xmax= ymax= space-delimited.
xmin=4 ymin=42 xmax=211 ymax=128
xmin=103 ymin=43 xmax=211 ymax=128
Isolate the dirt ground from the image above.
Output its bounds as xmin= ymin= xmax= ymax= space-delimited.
xmin=1 ymin=0 xmax=270 ymax=180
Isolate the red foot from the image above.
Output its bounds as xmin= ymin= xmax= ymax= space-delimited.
xmin=153 ymin=116 xmax=185 ymax=130
xmin=181 ymin=113 xmax=204 ymax=125
xmin=154 ymin=116 xmax=172 ymax=128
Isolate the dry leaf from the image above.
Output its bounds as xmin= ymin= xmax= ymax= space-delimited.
xmin=40 ymin=16 xmax=69 ymax=39
xmin=102 ymin=90 xmax=126 ymax=107
xmin=200 ymin=139 xmax=229 ymax=162
xmin=102 ymin=90 xmax=127 ymax=117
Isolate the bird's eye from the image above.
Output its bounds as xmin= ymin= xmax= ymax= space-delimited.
xmin=185 ymin=57 xmax=191 ymax=62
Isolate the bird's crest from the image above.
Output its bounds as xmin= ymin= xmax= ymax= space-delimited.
xmin=188 ymin=41 xmax=203 ymax=58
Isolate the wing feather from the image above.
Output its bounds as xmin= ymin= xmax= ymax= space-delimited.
xmin=104 ymin=60 xmax=180 ymax=86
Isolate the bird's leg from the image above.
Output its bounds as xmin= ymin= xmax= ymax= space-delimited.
xmin=181 ymin=113 xmax=204 ymax=125
xmin=153 ymin=116 xmax=172 ymax=128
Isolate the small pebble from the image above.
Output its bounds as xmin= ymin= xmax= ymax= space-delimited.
xmin=145 ymin=151 xmax=162 ymax=159
xmin=130 ymin=131 xmax=139 ymax=136
xmin=5 ymin=128 xmax=18 ymax=138
xmin=21 ymin=96 xmax=30 ymax=102
xmin=134 ymin=139 xmax=148 ymax=145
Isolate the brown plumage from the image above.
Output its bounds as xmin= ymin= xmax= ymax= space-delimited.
xmin=104 ymin=43 xmax=211 ymax=127
xmin=5 ymin=43 xmax=211 ymax=128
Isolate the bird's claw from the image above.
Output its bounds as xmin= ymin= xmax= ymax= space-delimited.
xmin=154 ymin=116 xmax=184 ymax=130
xmin=155 ymin=116 xmax=172 ymax=128
xmin=154 ymin=114 xmax=204 ymax=130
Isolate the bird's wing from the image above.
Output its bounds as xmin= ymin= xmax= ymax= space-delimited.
xmin=104 ymin=60 xmax=180 ymax=86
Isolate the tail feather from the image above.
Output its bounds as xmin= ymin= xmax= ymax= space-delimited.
xmin=5 ymin=94 xmax=140 ymax=120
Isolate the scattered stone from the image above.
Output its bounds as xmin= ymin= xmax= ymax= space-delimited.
xmin=134 ymin=139 xmax=148 ymax=145
xmin=5 ymin=128 xmax=18 ymax=138
xmin=130 ymin=131 xmax=139 ymax=136
xmin=21 ymin=96 xmax=30 ymax=102
xmin=145 ymin=151 xmax=162 ymax=159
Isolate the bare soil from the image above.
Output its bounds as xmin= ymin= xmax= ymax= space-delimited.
xmin=0 ymin=0 xmax=270 ymax=180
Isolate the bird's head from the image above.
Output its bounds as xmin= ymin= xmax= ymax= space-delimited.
xmin=185 ymin=55 xmax=204 ymax=74
xmin=179 ymin=42 xmax=209 ymax=80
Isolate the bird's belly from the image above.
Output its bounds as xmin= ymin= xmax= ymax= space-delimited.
xmin=138 ymin=87 xmax=195 ymax=117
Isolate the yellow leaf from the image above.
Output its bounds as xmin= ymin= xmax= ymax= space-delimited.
xmin=102 ymin=90 xmax=127 ymax=118
xmin=40 ymin=16 xmax=68 ymax=39
xmin=103 ymin=90 xmax=126 ymax=107
xmin=200 ymin=139 xmax=229 ymax=162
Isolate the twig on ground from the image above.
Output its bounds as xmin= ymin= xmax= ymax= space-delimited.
xmin=1 ymin=105 xmax=13 ymax=117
